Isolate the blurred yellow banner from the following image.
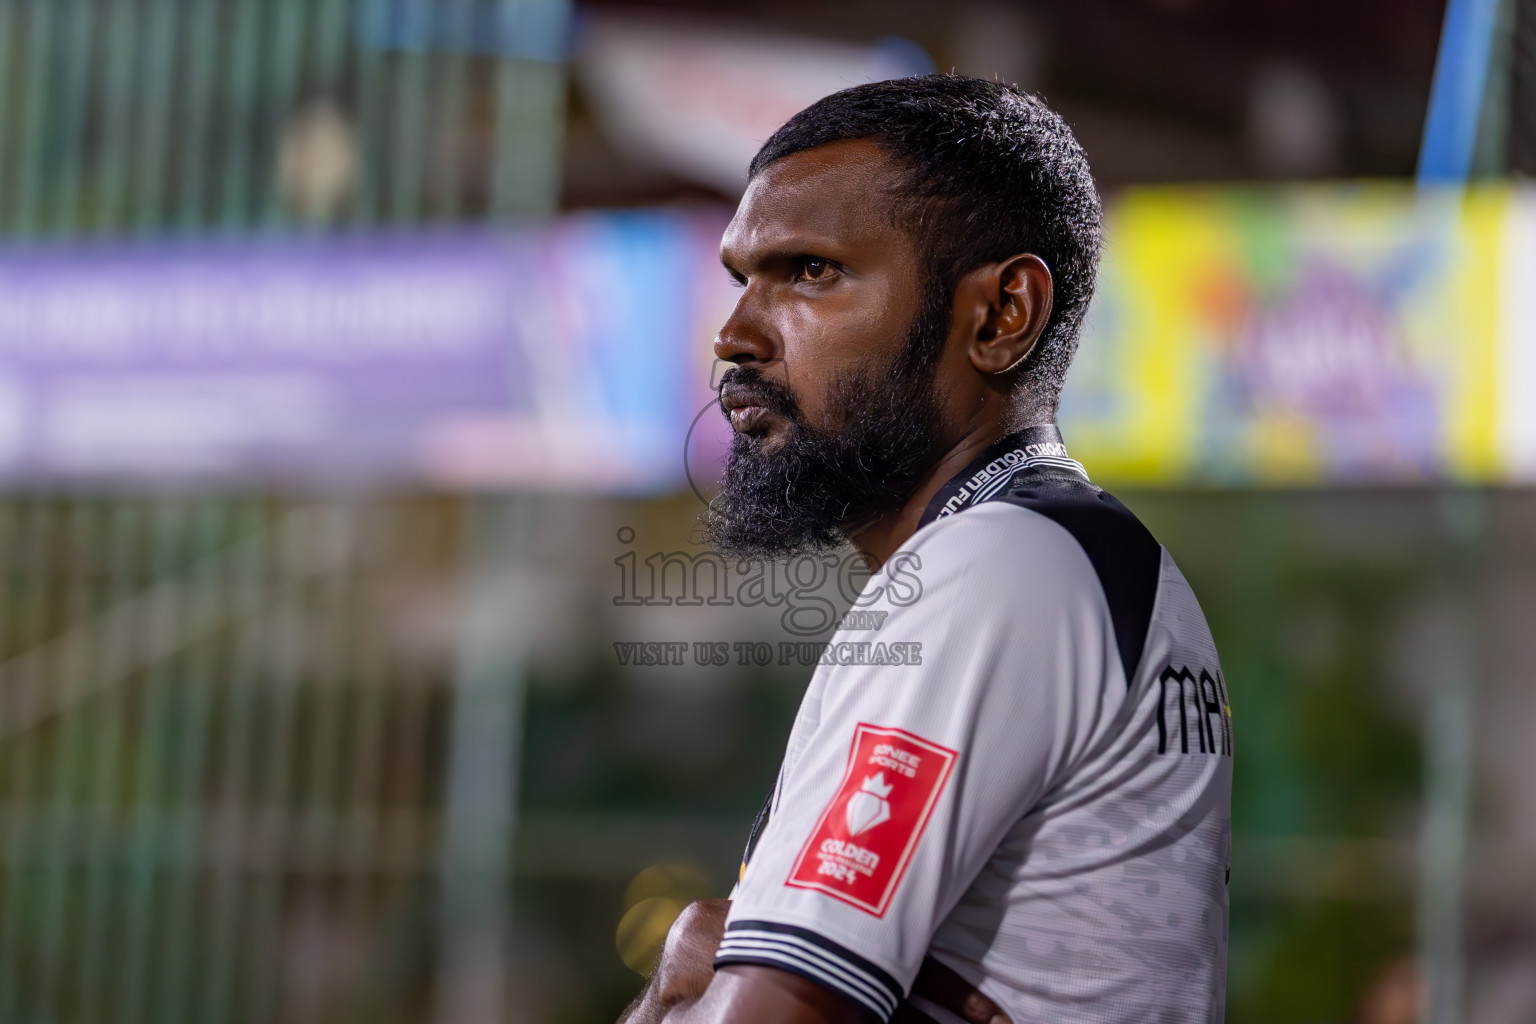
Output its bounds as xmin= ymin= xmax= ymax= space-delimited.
xmin=1060 ymin=184 xmax=1527 ymax=485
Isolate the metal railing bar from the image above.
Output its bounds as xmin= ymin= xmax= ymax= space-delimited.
xmin=70 ymin=502 xmax=146 ymax=1024
xmin=51 ymin=0 xmax=98 ymax=234
xmin=93 ymin=0 xmax=141 ymax=233
xmin=0 ymin=0 xmax=19 ymax=229
xmin=220 ymin=0 xmax=265 ymax=229
xmin=14 ymin=0 xmax=58 ymax=237
xmin=350 ymin=0 xmax=386 ymax=226
xmin=339 ymin=502 xmax=406 ymax=1024
xmin=307 ymin=0 xmax=352 ymax=231
xmin=246 ymin=501 xmax=324 ymax=1024
xmin=118 ymin=499 xmax=190 ymax=1024
xmin=175 ymin=0 xmax=222 ymax=231
xmin=286 ymin=501 xmax=362 ymax=1023
xmin=196 ymin=499 xmax=271 ymax=1024
xmin=389 ymin=48 xmax=433 ymax=223
xmin=373 ymin=501 xmax=449 ymax=1018
xmin=492 ymin=56 xmax=565 ymax=218
xmin=433 ymin=0 xmax=475 ymax=221
xmin=155 ymin=501 xmax=232 ymax=1024
xmin=0 ymin=499 xmax=41 ymax=1017
xmin=305 ymin=503 xmax=360 ymax=858
xmin=34 ymin=501 xmax=98 ymax=1019
xmin=132 ymin=0 xmax=181 ymax=232
xmin=263 ymin=0 xmax=310 ymax=228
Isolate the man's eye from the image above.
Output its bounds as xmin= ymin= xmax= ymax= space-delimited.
xmin=796 ymin=258 xmax=836 ymax=282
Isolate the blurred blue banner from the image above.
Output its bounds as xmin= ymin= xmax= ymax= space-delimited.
xmin=0 ymin=210 xmax=724 ymax=490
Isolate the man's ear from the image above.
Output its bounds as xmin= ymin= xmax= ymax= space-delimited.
xmin=964 ymin=254 xmax=1053 ymax=376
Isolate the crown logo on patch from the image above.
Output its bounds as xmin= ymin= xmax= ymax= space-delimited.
xmin=860 ymin=773 xmax=893 ymax=798
xmin=844 ymin=772 xmax=893 ymax=835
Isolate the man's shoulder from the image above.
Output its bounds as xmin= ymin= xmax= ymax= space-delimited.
xmin=907 ymin=496 xmax=1096 ymax=573
xmin=892 ymin=499 xmax=1114 ymax=627
xmin=909 ymin=474 xmax=1158 ymax=581
xmin=907 ymin=473 xmax=1166 ymax=683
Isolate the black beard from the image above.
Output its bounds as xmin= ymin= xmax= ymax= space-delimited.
xmin=701 ymin=294 xmax=950 ymax=561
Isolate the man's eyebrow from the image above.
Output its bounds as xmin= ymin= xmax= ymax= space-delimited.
xmin=720 ymin=237 xmax=841 ymax=273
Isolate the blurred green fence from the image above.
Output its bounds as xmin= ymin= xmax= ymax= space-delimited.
xmin=0 ymin=0 xmax=568 ymax=234
xmin=0 ymin=498 xmax=469 ymax=1023
xmin=0 ymin=4 xmax=571 ymax=1020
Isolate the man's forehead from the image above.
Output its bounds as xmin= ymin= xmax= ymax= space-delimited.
xmin=722 ymin=139 xmax=904 ymax=260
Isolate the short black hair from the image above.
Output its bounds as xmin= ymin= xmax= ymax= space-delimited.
xmin=749 ymin=74 xmax=1102 ymax=423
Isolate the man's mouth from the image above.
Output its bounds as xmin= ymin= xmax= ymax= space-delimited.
xmin=719 ymin=383 xmax=783 ymax=435
xmin=728 ymin=403 xmax=768 ymax=433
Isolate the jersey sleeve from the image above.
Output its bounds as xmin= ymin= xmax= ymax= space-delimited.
xmin=715 ymin=503 xmax=1126 ymax=1021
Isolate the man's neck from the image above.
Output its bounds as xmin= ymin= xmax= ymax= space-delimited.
xmin=848 ymin=425 xmax=1012 ymax=570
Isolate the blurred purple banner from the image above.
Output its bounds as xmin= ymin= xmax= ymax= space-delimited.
xmin=0 ymin=211 xmax=730 ymax=491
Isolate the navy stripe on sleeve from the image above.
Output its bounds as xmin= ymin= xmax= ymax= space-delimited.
xmin=715 ymin=919 xmax=903 ymax=1022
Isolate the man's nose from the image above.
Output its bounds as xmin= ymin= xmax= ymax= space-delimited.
xmin=713 ymin=293 xmax=777 ymax=366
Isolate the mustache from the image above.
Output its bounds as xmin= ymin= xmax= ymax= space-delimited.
xmin=717 ymin=365 xmax=800 ymax=420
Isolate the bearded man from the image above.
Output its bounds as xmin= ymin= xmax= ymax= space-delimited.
xmin=624 ymin=74 xmax=1232 ymax=1024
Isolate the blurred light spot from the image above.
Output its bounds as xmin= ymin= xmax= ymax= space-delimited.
xmin=1247 ymin=63 xmax=1342 ymax=178
xmin=623 ymin=861 xmax=713 ymax=908
xmin=616 ymin=862 xmax=714 ymax=976
xmin=615 ymin=897 xmax=684 ymax=976
xmin=278 ymin=99 xmax=360 ymax=223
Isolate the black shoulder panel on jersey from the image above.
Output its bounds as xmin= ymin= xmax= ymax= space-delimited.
xmin=996 ymin=470 xmax=1162 ymax=686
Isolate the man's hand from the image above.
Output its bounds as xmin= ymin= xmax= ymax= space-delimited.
xmin=618 ymin=900 xmax=1011 ymax=1024
xmin=898 ymin=957 xmax=1013 ymax=1024
xmin=620 ymin=899 xmax=730 ymax=1023
xmin=653 ymin=900 xmax=731 ymax=1008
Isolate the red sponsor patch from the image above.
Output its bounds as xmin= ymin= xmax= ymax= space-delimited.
xmin=787 ymin=724 xmax=957 ymax=916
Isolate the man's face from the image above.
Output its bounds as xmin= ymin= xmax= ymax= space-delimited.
xmin=703 ymin=139 xmax=951 ymax=559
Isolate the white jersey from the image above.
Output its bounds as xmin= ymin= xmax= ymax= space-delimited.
xmin=717 ymin=426 xmax=1232 ymax=1024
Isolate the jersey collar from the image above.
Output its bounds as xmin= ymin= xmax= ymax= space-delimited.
xmin=917 ymin=424 xmax=1089 ymax=530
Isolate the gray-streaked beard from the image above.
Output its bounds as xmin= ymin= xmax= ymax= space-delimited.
xmin=701 ymin=299 xmax=950 ymax=561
